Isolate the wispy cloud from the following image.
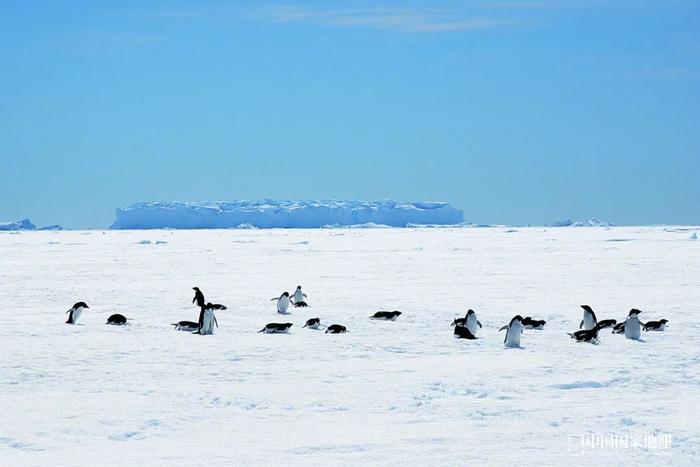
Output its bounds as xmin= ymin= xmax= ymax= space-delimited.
xmin=254 ymin=6 xmax=510 ymax=33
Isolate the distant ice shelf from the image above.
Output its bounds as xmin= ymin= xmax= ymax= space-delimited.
xmin=110 ymin=200 xmax=464 ymax=229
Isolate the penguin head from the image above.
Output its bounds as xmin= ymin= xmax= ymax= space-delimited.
xmin=659 ymin=319 xmax=668 ymax=324
xmin=193 ymin=287 xmax=200 ymax=291
xmin=282 ymin=292 xmax=290 ymax=297
xmin=512 ymin=315 xmax=523 ymax=323
xmin=296 ymin=286 xmax=302 ymax=290
xmin=580 ymin=305 xmax=593 ymax=312
xmin=628 ymin=308 xmax=642 ymax=316
xmin=466 ymin=309 xmax=475 ymax=316
xmin=73 ymin=301 xmax=89 ymax=309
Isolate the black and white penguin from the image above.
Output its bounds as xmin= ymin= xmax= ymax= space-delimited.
xmin=521 ymin=316 xmax=546 ymax=330
xmin=325 ymin=324 xmax=347 ymax=334
xmin=65 ymin=302 xmax=89 ymax=324
xmin=643 ymin=319 xmax=668 ymax=331
xmin=197 ymin=304 xmax=218 ymax=335
xmin=172 ymin=321 xmax=199 ymax=331
xmin=453 ymin=325 xmax=477 ymax=339
xmin=192 ymin=287 xmax=205 ymax=307
xmin=207 ymin=302 xmax=227 ymax=311
xmin=272 ymin=292 xmax=293 ymax=314
xmin=464 ymin=309 xmax=483 ymax=335
xmin=624 ymin=308 xmax=643 ymax=340
xmin=259 ymin=322 xmax=294 ymax=334
xmin=580 ymin=305 xmax=598 ymax=330
xmin=612 ymin=321 xmax=626 ymax=334
xmin=568 ymin=324 xmax=602 ymax=344
xmin=370 ymin=311 xmax=402 ymax=320
xmin=499 ymin=315 xmax=523 ymax=348
xmin=596 ymin=319 xmax=617 ymax=329
xmin=303 ymin=318 xmax=322 ymax=330
xmin=292 ymin=286 xmax=308 ymax=307
xmin=106 ymin=314 xmax=128 ymax=325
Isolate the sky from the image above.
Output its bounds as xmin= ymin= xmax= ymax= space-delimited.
xmin=1 ymin=0 xmax=699 ymax=228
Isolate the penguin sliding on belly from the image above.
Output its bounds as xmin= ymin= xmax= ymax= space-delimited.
xmin=292 ymin=286 xmax=308 ymax=307
xmin=624 ymin=309 xmax=642 ymax=340
xmin=106 ymin=314 xmax=129 ymax=325
xmin=272 ymin=292 xmax=293 ymax=314
xmin=172 ymin=321 xmax=199 ymax=331
xmin=325 ymin=324 xmax=347 ymax=334
xmin=65 ymin=302 xmax=89 ymax=324
xmin=643 ymin=319 xmax=668 ymax=331
xmin=499 ymin=315 xmax=523 ymax=348
xmin=596 ymin=319 xmax=617 ymax=330
xmin=303 ymin=318 xmax=322 ymax=330
xmin=453 ymin=325 xmax=477 ymax=339
xmin=370 ymin=311 xmax=402 ymax=321
xmin=568 ymin=324 xmax=602 ymax=344
xmin=259 ymin=323 xmax=293 ymax=334
xmin=197 ymin=304 xmax=218 ymax=335
xmin=521 ymin=316 xmax=546 ymax=330
xmin=580 ymin=305 xmax=598 ymax=330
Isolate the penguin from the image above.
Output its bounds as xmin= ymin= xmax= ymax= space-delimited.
xmin=453 ymin=325 xmax=477 ymax=339
xmin=325 ymin=324 xmax=347 ymax=334
xmin=370 ymin=311 xmax=402 ymax=320
xmin=568 ymin=324 xmax=602 ymax=344
xmin=259 ymin=322 xmax=294 ymax=334
xmin=207 ymin=302 xmax=227 ymax=311
xmin=303 ymin=318 xmax=322 ymax=330
xmin=172 ymin=321 xmax=199 ymax=331
xmin=464 ymin=309 xmax=483 ymax=336
xmin=106 ymin=314 xmax=128 ymax=325
xmin=292 ymin=286 xmax=308 ymax=307
xmin=192 ymin=287 xmax=205 ymax=307
xmin=612 ymin=321 xmax=626 ymax=334
xmin=580 ymin=305 xmax=598 ymax=330
xmin=499 ymin=315 xmax=523 ymax=348
xmin=521 ymin=316 xmax=546 ymax=330
xmin=624 ymin=309 xmax=643 ymax=340
xmin=643 ymin=319 xmax=668 ymax=331
xmin=65 ymin=302 xmax=89 ymax=324
xmin=596 ymin=318 xmax=617 ymax=330
xmin=272 ymin=292 xmax=293 ymax=314
xmin=197 ymin=304 xmax=218 ymax=335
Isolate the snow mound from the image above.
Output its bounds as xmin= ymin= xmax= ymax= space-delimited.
xmin=110 ymin=200 xmax=464 ymax=229
xmin=0 ymin=219 xmax=36 ymax=231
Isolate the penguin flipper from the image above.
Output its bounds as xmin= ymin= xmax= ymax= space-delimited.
xmin=477 ymin=320 xmax=483 ymax=328
xmin=579 ymin=320 xmax=584 ymax=329
xmin=214 ymin=315 xmax=219 ymax=328
xmin=499 ymin=325 xmax=508 ymax=332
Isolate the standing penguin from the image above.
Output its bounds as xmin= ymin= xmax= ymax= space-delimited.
xmin=464 ymin=309 xmax=483 ymax=336
xmin=499 ymin=315 xmax=523 ymax=348
xmin=292 ymin=286 xmax=308 ymax=307
xmin=624 ymin=309 xmax=643 ymax=340
xmin=580 ymin=305 xmax=598 ymax=330
xmin=192 ymin=287 xmax=205 ymax=307
xmin=272 ymin=292 xmax=293 ymax=314
xmin=197 ymin=303 xmax=218 ymax=335
xmin=65 ymin=302 xmax=89 ymax=324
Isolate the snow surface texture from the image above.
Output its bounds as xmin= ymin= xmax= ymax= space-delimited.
xmin=1 ymin=227 xmax=699 ymax=466
xmin=110 ymin=200 xmax=464 ymax=229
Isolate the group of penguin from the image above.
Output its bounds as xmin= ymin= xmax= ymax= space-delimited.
xmin=64 ymin=291 xmax=668 ymax=347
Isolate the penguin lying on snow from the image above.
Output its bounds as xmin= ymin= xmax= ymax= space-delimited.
xmin=596 ymin=319 xmax=617 ymax=329
xmin=643 ymin=319 xmax=668 ymax=331
xmin=521 ymin=316 xmax=546 ymax=330
xmin=106 ymin=314 xmax=129 ymax=325
xmin=292 ymin=286 xmax=309 ymax=307
xmin=172 ymin=321 xmax=199 ymax=331
xmin=580 ymin=305 xmax=598 ymax=330
xmin=66 ymin=302 xmax=89 ymax=324
xmin=568 ymin=324 xmax=602 ymax=344
xmin=453 ymin=325 xmax=477 ymax=339
xmin=499 ymin=315 xmax=523 ymax=348
xmin=325 ymin=324 xmax=347 ymax=334
xmin=371 ymin=311 xmax=402 ymax=320
xmin=303 ymin=318 xmax=322 ymax=330
xmin=612 ymin=321 xmax=626 ymax=334
xmin=259 ymin=323 xmax=293 ymax=334
xmin=272 ymin=292 xmax=293 ymax=314
xmin=207 ymin=302 xmax=227 ymax=311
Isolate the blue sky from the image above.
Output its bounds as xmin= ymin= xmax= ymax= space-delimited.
xmin=1 ymin=1 xmax=698 ymax=228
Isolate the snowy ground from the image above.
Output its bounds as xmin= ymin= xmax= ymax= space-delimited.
xmin=1 ymin=226 xmax=699 ymax=466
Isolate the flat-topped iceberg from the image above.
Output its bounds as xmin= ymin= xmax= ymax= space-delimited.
xmin=110 ymin=200 xmax=464 ymax=229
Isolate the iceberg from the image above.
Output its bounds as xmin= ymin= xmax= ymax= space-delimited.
xmin=0 ymin=219 xmax=36 ymax=231
xmin=551 ymin=217 xmax=614 ymax=227
xmin=110 ymin=200 xmax=464 ymax=230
